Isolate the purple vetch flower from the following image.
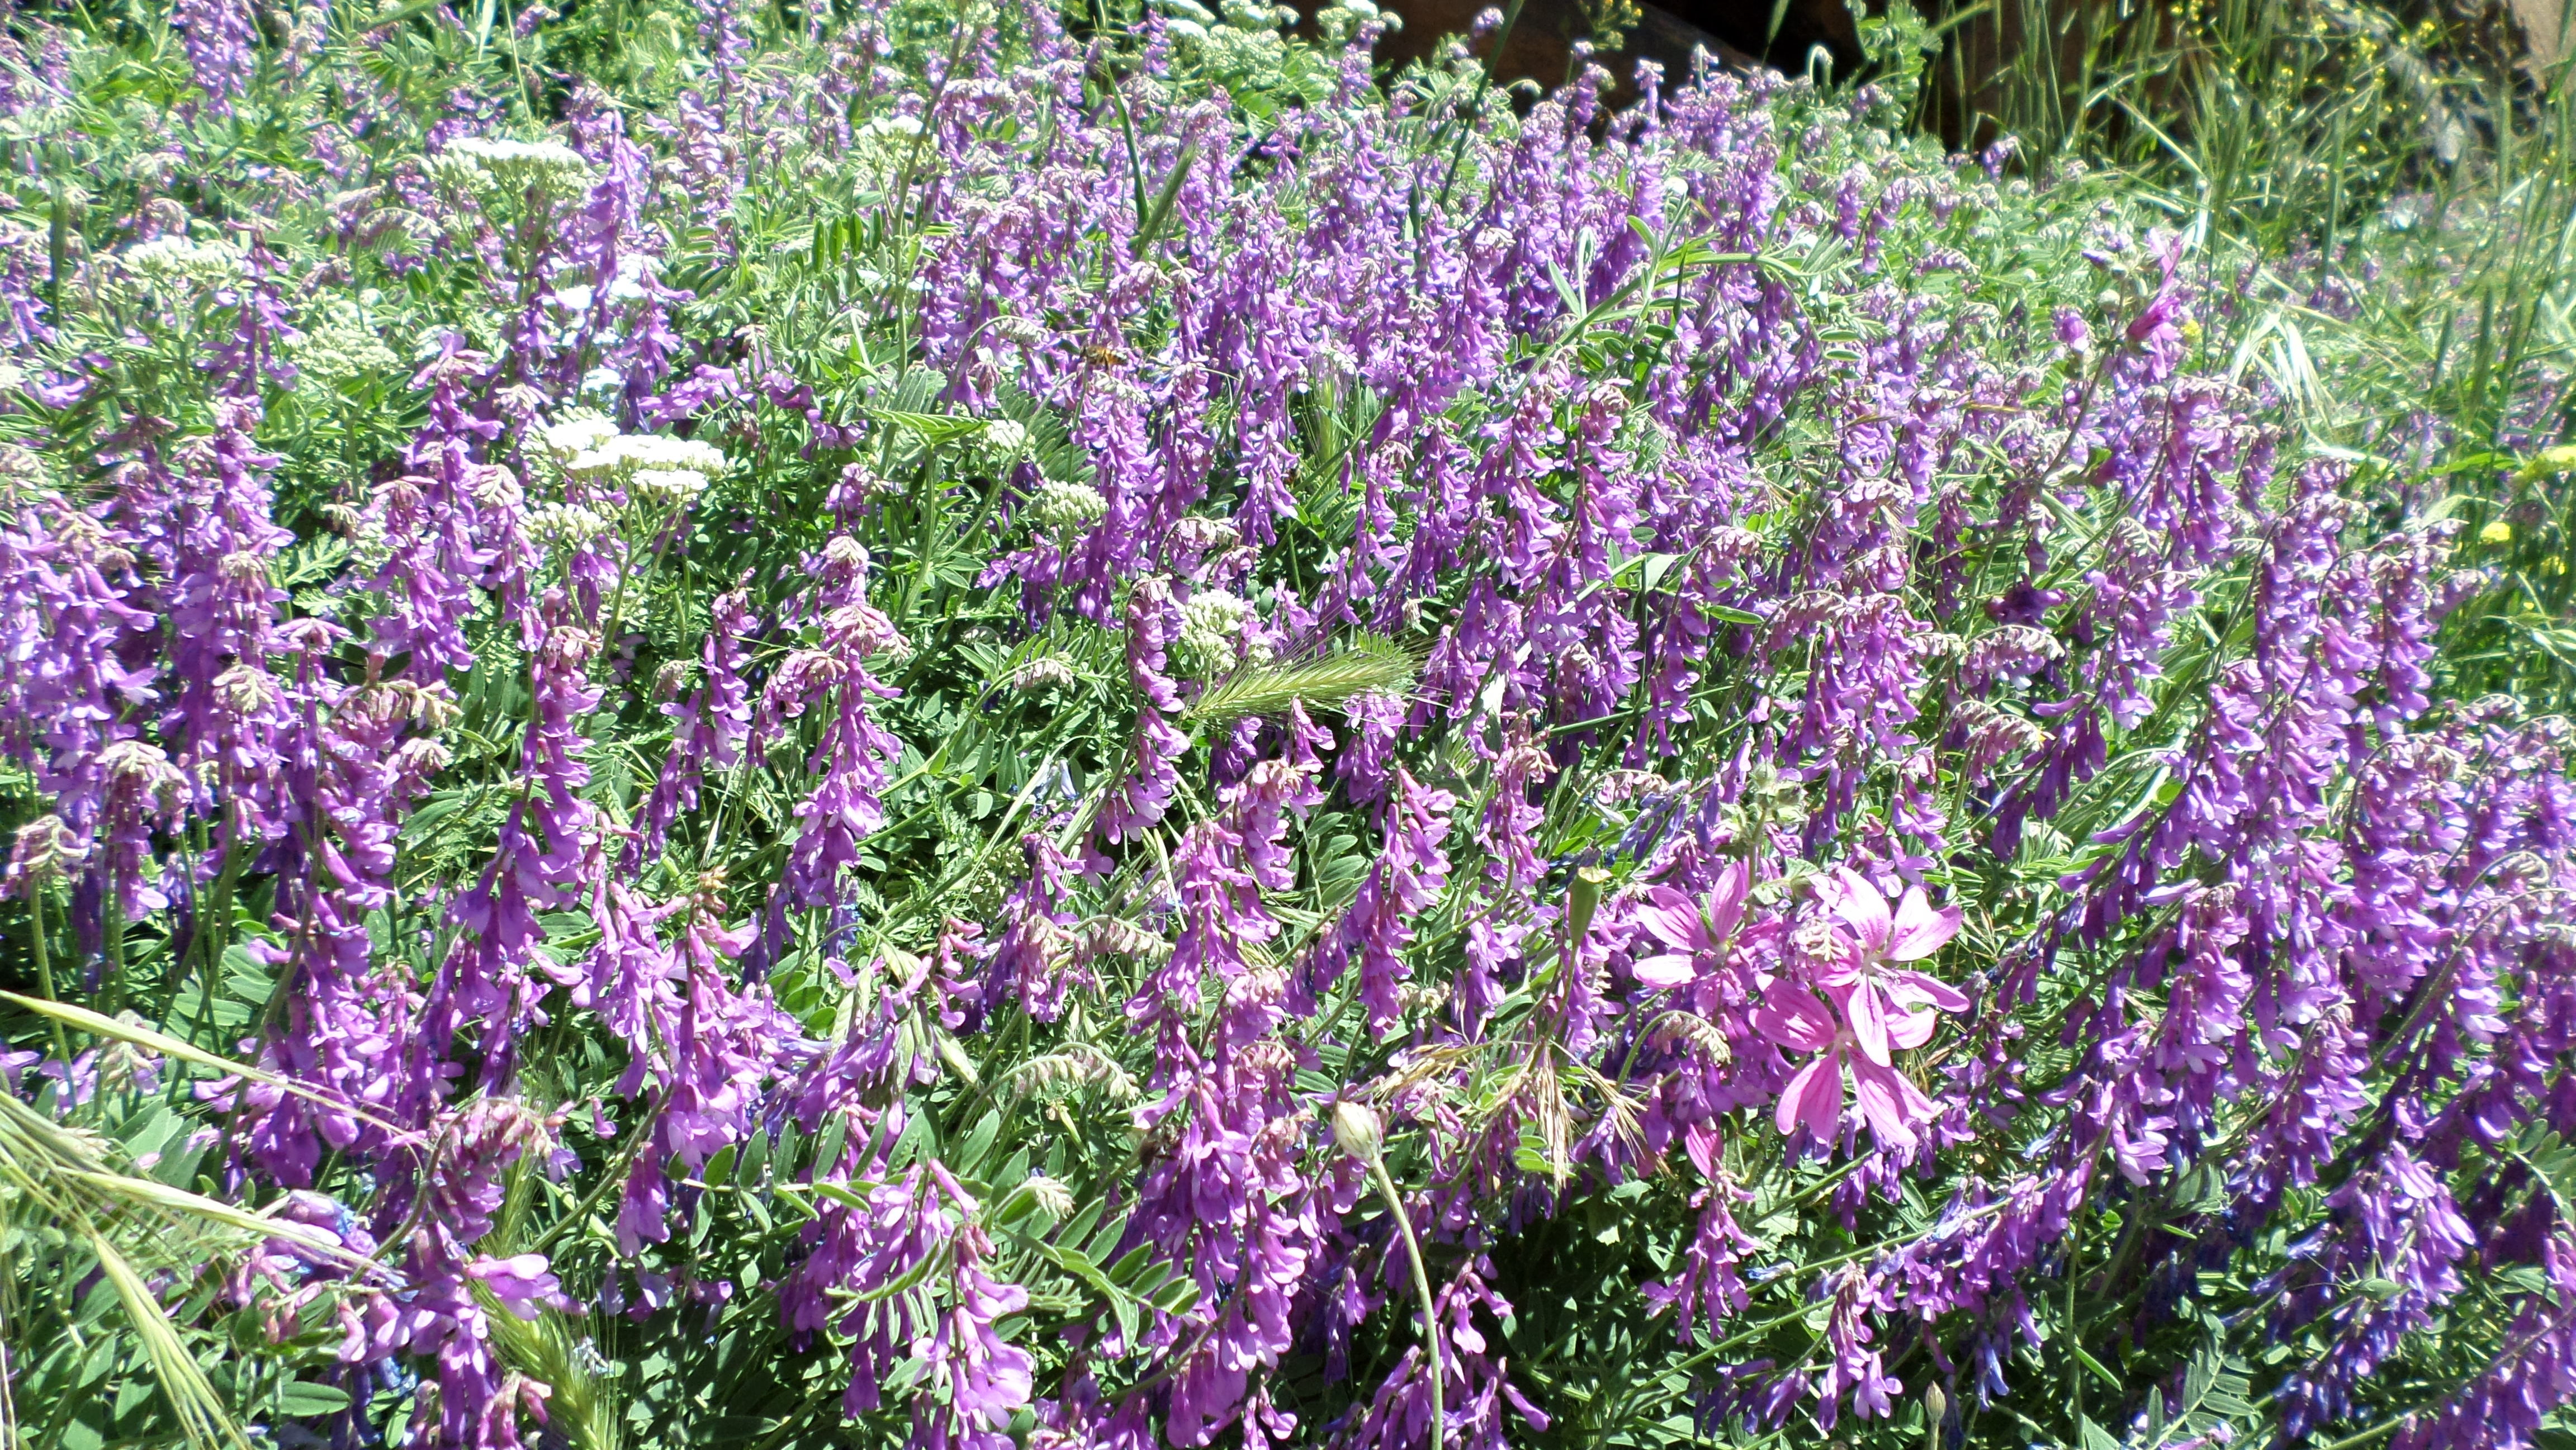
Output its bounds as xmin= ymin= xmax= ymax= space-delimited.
xmin=0 ymin=493 xmax=159 ymax=919
xmin=1291 ymin=766 xmax=1458 ymax=1035
xmin=987 ymin=828 xmax=1087 ymax=1022
xmin=160 ymin=400 xmax=296 ymax=861
xmin=1336 ymin=689 xmax=1407 ymax=806
xmin=209 ymin=232 xmax=299 ymax=398
xmin=635 ymin=589 xmax=755 ymax=864
xmin=784 ymin=1159 xmax=1034 ymax=1440
xmin=369 ymin=339 xmax=506 ymax=680
xmin=1100 ymin=576 xmax=1186 ymax=846
xmin=764 ymin=538 xmax=906 ymax=918
xmin=173 ymin=0 xmax=258 ymax=109
xmin=1326 ymin=1259 xmax=1547 ymax=1450
xmin=230 ymin=646 xmax=448 ymax=1182
xmin=468 ymin=1253 xmax=579 ymax=1320
xmin=1642 ymin=1162 xmax=1758 ymax=1346
xmin=1809 ymin=1268 xmax=1901 ymax=1429
xmin=431 ymin=587 xmax=602 ymax=1075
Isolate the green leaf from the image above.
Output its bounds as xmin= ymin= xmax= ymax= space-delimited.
xmin=1083 ymin=1214 xmax=1130 ymax=1266
xmin=954 ymin=1110 xmax=1001 ymax=1178
xmin=1131 ymin=142 xmax=1200 ymax=254
xmin=276 ymin=1382 xmax=352 ymax=1416
xmin=1146 ymin=1276 xmax=1200 ymax=1315
xmin=809 ymin=1116 xmax=850 ymax=1179
xmin=1104 ymin=1244 xmax=1156 ymax=1287
xmin=2073 ymin=1345 xmax=2122 ymax=1391
xmin=1058 ymin=1198 xmax=1106 ymax=1252
xmin=871 ymin=409 xmax=986 ymax=446
xmin=812 ymin=1180 xmax=873 ymax=1214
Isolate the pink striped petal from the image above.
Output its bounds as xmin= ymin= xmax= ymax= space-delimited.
xmin=1887 ymin=884 xmax=1963 ymax=961
xmin=1775 ymin=1052 xmax=1844 ymax=1141
xmin=1829 ymin=866 xmax=1893 ymax=955
xmin=1632 ymin=952 xmax=1697 ymax=988
xmin=1850 ymin=1056 xmax=1929 ymax=1150
xmin=1843 ymin=980 xmax=1893 ymax=1066
xmin=1754 ymin=978 xmax=1836 ymax=1052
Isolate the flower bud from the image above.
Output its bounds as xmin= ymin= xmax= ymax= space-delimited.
xmin=1568 ymin=866 xmax=1609 ymax=946
xmin=6 ymin=814 xmax=88 ymax=893
xmin=1010 ymin=657 xmax=1078 ymax=693
xmin=1026 ymin=1174 xmax=1076 ymax=1220
xmin=1331 ymin=1100 xmax=1382 ymax=1161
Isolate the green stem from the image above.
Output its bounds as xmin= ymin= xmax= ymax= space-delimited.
xmin=1435 ymin=0 xmax=1527 ymax=212
xmin=26 ymin=890 xmax=71 ymax=1071
xmin=2312 ymin=1420 xmax=2402 ymax=1450
xmin=1367 ymin=1154 xmax=1443 ymax=1450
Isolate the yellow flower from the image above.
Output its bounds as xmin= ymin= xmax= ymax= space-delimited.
xmin=2480 ymin=520 xmax=2515 ymax=545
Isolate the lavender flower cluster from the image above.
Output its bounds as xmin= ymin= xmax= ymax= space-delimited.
xmin=0 ymin=3 xmax=2569 ymax=1450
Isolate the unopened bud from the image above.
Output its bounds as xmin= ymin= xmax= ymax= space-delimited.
xmin=1331 ymin=1100 xmax=1383 ymax=1161
xmin=215 ymin=663 xmax=279 ymax=714
xmin=6 ymin=815 xmax=88 ymax=898
xmin=1026 ymin=1174 xmax=1076 ymax=1220
xmin=1010 ymin=656 xmax=1078 ymax=693
xmin=1568 ymin=866 xmax=1609 ymax=946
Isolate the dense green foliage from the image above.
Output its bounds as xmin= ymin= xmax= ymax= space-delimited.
xmin=2 ymin=5 xmax=2574 ymax=1450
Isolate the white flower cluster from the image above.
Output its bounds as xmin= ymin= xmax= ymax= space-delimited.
xmin=552 ymin=255 xmax=656 ymax=318
xmin=1176 ymin=587 xmax=1270 ymax=678
xmin=1313 ymin=0 xmax=1396 ymax=42
xmin=1033 ymin=479 xmax=1109 ymax=532
xmin=1156 ymin=0 xmax=1299 ymax=36
xmin=850 ymin=113 xmax=927 ymax=191
xmin=290 ymin=295 xmax=402 ymax=389
xmin=631 ymin=468 xmax=709 ymax=508
xmin=984 ymin=418 xmax=1029 ymax=456
xmin=428 ymin=136 xmax=593 ymax=204
xmin=536 ymin=416 xmax=730 ymax=511
xmin=1154 ymin=0 xmax=1304 ymax=72
xmin=528 ymin=503 xmax=613 ymax=547
xmin=119 ymin=236 xmax=247 ymax=293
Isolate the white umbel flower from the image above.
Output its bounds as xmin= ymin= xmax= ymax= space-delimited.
xmin=120 ymin=236 xmax=247 ymax=292
xmin=1033 ymin=480 xmax=1109 ymax=531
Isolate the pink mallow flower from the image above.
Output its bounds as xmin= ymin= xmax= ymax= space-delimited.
xmin=1757 ymin=868 xmax=1969 ymax=1150
xmin=1629 ymin=860 xmax=1752 ymax=988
